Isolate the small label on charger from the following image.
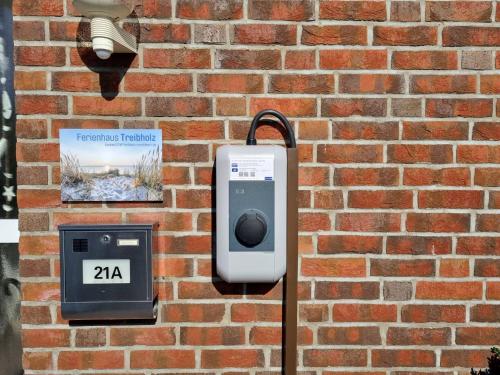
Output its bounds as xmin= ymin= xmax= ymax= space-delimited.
xmin=230 ymin=155 xmax=274 ymax=181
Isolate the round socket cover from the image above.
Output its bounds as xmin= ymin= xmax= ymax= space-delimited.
xmin=234 ymin=210 xmax=268 ymax=248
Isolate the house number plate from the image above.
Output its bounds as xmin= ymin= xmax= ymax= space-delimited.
xmin=82 ymin=259 xmax=131 ymax=284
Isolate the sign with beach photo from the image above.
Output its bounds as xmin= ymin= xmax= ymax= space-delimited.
xmin=60 ymin=129 xmax=163 ymax=202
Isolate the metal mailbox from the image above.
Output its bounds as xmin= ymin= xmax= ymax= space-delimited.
xmin=59 ymin=224 xmax=157 ymax=320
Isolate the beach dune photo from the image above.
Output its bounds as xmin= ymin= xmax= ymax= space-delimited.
xmin=60 ymin=129 xmax=163 ymax=202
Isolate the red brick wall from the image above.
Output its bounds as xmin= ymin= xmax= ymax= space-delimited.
xmin=15 ymin=0 xmax=499 ymax=373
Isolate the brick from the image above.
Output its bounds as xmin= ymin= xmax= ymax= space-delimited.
xmin=480 ymin=75 xmax=500 ymax=94
xmin=403 ymin=121 xmax=468 ymax=140
xmin=111 ymin=327 xmax=175 ymax=346
xmin=23 ymin=329 xmax=70 ymax=347
xmin=337 ymin=213 xmax=400 ymax=232
xmin=441 ymin=350 xmax=490 ymax=368
xmin=443 ymin=27 xmax=500 ymax=46
xmin=387 ymin=328 xmax=450 ymax=346
xmin=215 ymin=49 xmax=281 ymax=69
xmin=13 ymin=0 xmax=63 ymax=16
xmin=333 ymin=304 xmax=397 ymax=322
xmin=476 ymin=259 xmax=500 ymax=277
xmin=299 ymin=120 xmax=329 ymax=140
xmin=19 ymin=235 xmax=58 ymax=256
xmin=320 ymin=145 xmax=383 ymax=164
xmin=487 ymin=282 xmax=500 ymax=300
xmin=392 ymin=98 xmax=422 ymax=117
xmin=53 ymin=213 xmax=121 ymax=227
xmin=456 ymin=327 xmax=500 ymax=345
xmin=340 ymin=74 xmax=404 ymax=94
xmin=52 ymin=71 xmax=100 ymax=92
xmin=285 ymin=50 xmax=316 ymax=69
xmin=21 ymin=306 xmax=51 ymax=324
xmin=426 ymin=2 xmax=492 ymax=22
xmin=318 ymin=327 xmax=381 ymax=345
xmin=416 ymin=281 xmax=482 ymax=300
xmin=471 ymin=304 xmax=500 ymax=322
xmin=14 ymin=21 xmax=45 ymax=40
xmin=477 ymin=214 xmax=500 ymax=232
xmin=374 ymin=26 xmax=437 ymax=46
xmin=411 ymin=75 xmax=475 ymax=94
xmin=182 ymin=327 xmax=244 ymax=346
xmin=17 ymin=143 xmax=59 ymax=163
xmin=157 ymin=235 xmax=212 ymax=254
xmin=300 ymin=304 xmax=329 ymax=322
xmin=299 ymin=167 xmax=329 ymax=186
xmin=473 ymin=122 xmax=500 ymax=141
xmin=146 ymin=97 xmax=212 ymax=117
xmin=124 ymin=73 xmax=192 ymax=93
xmin=404 ymin=167 xmax=470 ymax=186
xmin=318 ymin=235 xmax=382 ymax=254
xmin=322 ymin=98 xmax=386 ymax=117
xmin=176 ymin=189 xmax=212 ymax=208
xmin=402 ymin=305 xmax=466 ymax=324
xmin=58 ymin=351 xmax=124 ymax=370
xmin=161 ymin=120 xmax=224 ymax=140
xmin=75 ymin=328 xmax=106 ymax=347
xmin=371 ymin=259 xmax=435 ymax=277
xmin=135 ymin=0 xmax=172 ymax=18
xmin=16 ymin=119 xmax=48 ymax=139
xmin=302 ymin=258 xmax=366 ymax=277
xmin=316 ymin=282 xmax=379 ymax=300
xmin=427 ymin=98 xmax=493 ymax=117
xmin=201 ymin=349 xmax=264 ymax=368
xmin=52 ymin=119 xmax=118 ymax=138
xmin=314 ymin=190 xmax=344 ymax=209
xmin=199 ymin=74 xmax=263 ymax=94
xmin=15 ymin=46 xmax=65 ymax=66
xmin=22 ymin=352 xmax=52 ymax=370
xmin=73 ymin=96 xmax=140 ymax=116
xmin=177 ymin=0 xmax=243 ymax=19
xmin=128 ymin=212 xmax=192 ymax=232
xmin=334 ymin=168 xmax=399 ymax=186
xmin=144 ymin=49 xmax=211 ymax=68
xmin=130 ymin=350 xmax=195 ymax=369
xmin=383 ymin=281 xmax=412 ymax=301
xmin=194 ymin=24 xmax=226 ymax=44
xmin=418 ymin=190 xmax=483 ymax=209
xmin=299 ymin=213 xmax=331 ymax=231
xmin=163 ymin=304 xmax=225 ymax=322
xmin=232 ymin=303 xmax=281 ymax=322
xmin=70 ymin=47 xmax=139 ymax=69
xmin=348 ymin=190 xmax=412 ymax=209
xmin=440 ymin=259 xmax=469 ymax=277
xmin=457 ymin=145 xmax=500 ymax=163
xmin=302 ymin=25 xmax=367 ymax=45
xmin=249 ymin=0 xmax=314 ymax=20
xmin=303 ymin=349 xmax=367 ymax=367
xmin=17 ymin=95 xmax=67 ymax=115
xmin=270 ymin=74 xmax=334 ymax=94
xmin=18 ymin=212 xmax=49 ymax=232
xmin=391 ymin=1 xmax=421 ymax=22
xmin=320 ymin=49 xmax=387 ymax=69
xmin=462 ymin=51 xmax=493 ymax=70
xmin=153 ymin=258 xmax=193 ymax=278
xmin=18 ymin=189 xmax=61 ymax=209
xmin=320 ymin=1 xmax=386 ymax=20
xmin=407 ymin=213 xmax=470 ymax=233
xmin=250 ymin=98 xmax=316 ymax=117
xmin=457 ymin=237 xmax=500 ymax=256
xmin=216 ymin=97 xmax=246 ymax=116
xmin=19 ymin=258 xmax=50 ymax=277
xmin=179 ymin=281 xmax=243 ymax=299
xmin=126 ymin=23 xmax=190 ymax=44
xmin=49 ymin=20 xmax=87 ymax=41
xmin=233 ymin=24 xmax=296 ymax=45
xmin=491 ymin=192 xmax=500 ymax=209
xmin=388 ymin=144 xmax=453 ymax=164
xmin=393 ymin=51 xmax=457 ymax=70
xmin=372 ymin=350 xmax=435 ymax=367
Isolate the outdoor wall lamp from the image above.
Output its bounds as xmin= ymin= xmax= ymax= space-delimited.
xmin=73 ymin=0 xmax=137 ymax=60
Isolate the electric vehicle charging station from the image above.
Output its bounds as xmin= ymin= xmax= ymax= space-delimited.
xmin=216 ymin=109 xmax=299 ymax=375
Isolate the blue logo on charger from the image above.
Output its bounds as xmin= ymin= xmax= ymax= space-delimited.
xmin=265 ymin=177 xmax=272 ymax=181
xmin=232 ymin=168 xmax=238 ymax=172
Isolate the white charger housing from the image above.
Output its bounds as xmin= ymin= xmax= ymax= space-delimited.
xmin=216 ymin=145 xmax=287 ymax=283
